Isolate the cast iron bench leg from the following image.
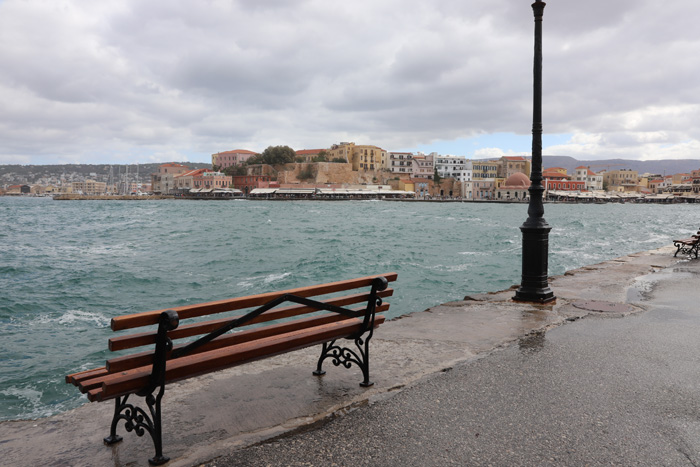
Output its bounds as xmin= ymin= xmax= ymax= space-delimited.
xmin=103 ymin=391 xmax=169 ymax=465
xmin=313 ymin=335 xmax=374 ymax=387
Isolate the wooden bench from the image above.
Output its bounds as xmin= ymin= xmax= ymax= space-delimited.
xmin=673 ymin=230 xmax=700 ymax=258
xmin=65 ymin=273 xmax=397 ymax=465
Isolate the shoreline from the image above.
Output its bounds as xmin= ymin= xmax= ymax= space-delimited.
xmin=34 ymin=194 xmax=690 ymax=204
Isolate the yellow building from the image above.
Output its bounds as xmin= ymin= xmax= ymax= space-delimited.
xmin=472 ymin=160 xmax=499 ymax=180
xmin=603 ymin=169 xmax=639 ymax=192
xmin=71 ymin=180 xmax=107 ymax=195
xmin=398 ymin=180 xmax=415 ymax=193
xmin=500 ymin=156 xmax=531 ymax=178
xmin=327 ymin=142 xmax=387 ymax=171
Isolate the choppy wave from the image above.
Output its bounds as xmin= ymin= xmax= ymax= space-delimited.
xmin=1 ymin=197 xmax=699 ymax=421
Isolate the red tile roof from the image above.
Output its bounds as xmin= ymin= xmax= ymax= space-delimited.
xmin=296 ymin=149 xmax=325 ymax=155
xmin=177 ymin=168 xmax=211 ymax=178
xmin=217 ymin=149 xmax=256 ymax=155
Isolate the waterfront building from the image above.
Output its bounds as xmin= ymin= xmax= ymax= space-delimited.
xmin=175 ymin=168 xmax=210 ymax=190
xmin=462 ymin=180 xmax=473 ymax=199
xmin=388 ymin=152 xmax=413 ymax=175
xmin=212 ymin=149 xmax=257 ymax=170
xmin=603 ymin=169 xmax=639 ymax=192
xmin=71 ymin=179 xmax=106 ymax=195
xmin=574 ymin=166 xmax=603 ymax=191
xmin=648 ymin=179 xmax=668 ymax=194
xmin=499 ymin=156 xmax=531 ymax=179
xmin=496 ymin=172 xmax=530 ymax=200
xmin=471 ymin=160 xmax=499 ymax=181
xmin=327 ymin=142 xmax=353 ymax=164
xmin=672 ymin=173 xmax=692 ymax=185
xmin=232 ymin=175 xmax=274 ymax=195
xmin=193 ymin=171 xmax=232 ymax=190
xmin=693 ymin=169 xmax=700 ymax=194
xmin=406 ymin=178 xmax=431 ymax=198
xmin=327 ymin=142 xmax=387 ymax=171
xmin=6 ymin=184 xmax=29 ymax=195
xmin=412 ymin=153 xmax=435 ymax=179
xmin=151 ymin=163 xmax=190 ymax=194
xmin=295 ymin=149 xmax=326 ymax=162
xmin=544 ymin=178 xmax=586 ymax=192
xmin=434 ymin=155 xmax=472 ymax=182
xmin=544 ymin=167 xmax=568 ymax=177
xmin=473 ymin=180 xmax=495 ymax=200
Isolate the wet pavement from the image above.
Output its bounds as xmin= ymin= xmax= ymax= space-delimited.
xmin=2 ymin=245 xmax=696 ymax=466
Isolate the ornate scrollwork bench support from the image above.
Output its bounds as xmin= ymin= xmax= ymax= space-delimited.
xmin=314 ymin=336 xmax=374 ymax=387
xmin=673 ymin=239 xmax=700 ymax=258
xmin=104 ymin=389 xmax=169 ymax=466
xmin=103 ymin=309 xmax=177 ymax=466
xmin=313 ymin=276 xmax=387 ymax=387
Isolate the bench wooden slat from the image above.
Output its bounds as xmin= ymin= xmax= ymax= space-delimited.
xmin=106 ymin=304 xmax=388 ymax=373
xmin=110 ymin=273 xmax=397 ymax=331
xmin=108 ymin=288 xmax=393 ymax=351
xmin=88 ymin=316 xmax=385 ymax=402
xmin=66 ymin=367 xmax=109 ymax=385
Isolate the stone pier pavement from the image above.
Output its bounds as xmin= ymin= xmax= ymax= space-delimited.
xmin=1 ymin=245 xmax=692 ymax=466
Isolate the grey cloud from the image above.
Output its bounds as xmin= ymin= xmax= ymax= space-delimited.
xmin=0 ymin=0 xmax=699 ymax=164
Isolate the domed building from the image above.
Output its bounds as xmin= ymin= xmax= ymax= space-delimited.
xmin=496 ymin=172 xmax=530 ymax=201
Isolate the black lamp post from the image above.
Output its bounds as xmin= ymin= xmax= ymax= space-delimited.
xmin=514 ymin=0 xmax=555 ymax=303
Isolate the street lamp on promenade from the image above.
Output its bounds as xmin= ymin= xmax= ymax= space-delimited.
xmin=514 ymin=0 xmax=555 ymax=303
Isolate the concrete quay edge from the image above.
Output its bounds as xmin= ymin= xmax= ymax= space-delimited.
xmin=0 ymin=244 xmax=686 ymax=467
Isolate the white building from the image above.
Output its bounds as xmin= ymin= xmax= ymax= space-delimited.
xmin=574 ymin=166 xmax=603 ymax=191
xmin=434 ymin=155 xmax=472 ymax=183
xmin=412 ymin=153 xmax=435 ymax=179
xmin=388 ymin=152 xmax=414 ymax=175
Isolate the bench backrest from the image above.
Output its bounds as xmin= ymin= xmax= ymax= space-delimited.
xmin=69 ymin=273 xmax=396 ymax=402
xmin=107 ymin=272 xmax=396 ymax=359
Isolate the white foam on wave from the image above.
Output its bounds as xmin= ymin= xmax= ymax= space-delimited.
xmin=0 ymin=386 xmax=57 ymax=420
xmin=58 ymin=310 xmax=110 ymax=327
xmin=264 ymin=272 xmax=292 ymax=284
xmin=32 ymin=310 xmax=110 ymax=328
xmin=237 ymin=272 xmax=292 ymax=289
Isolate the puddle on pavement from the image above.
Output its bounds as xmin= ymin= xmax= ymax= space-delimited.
xmin=627 ymin=268 xmax=697 ymax=302
xmin=519 ymin=330 xmax=546 ymax=353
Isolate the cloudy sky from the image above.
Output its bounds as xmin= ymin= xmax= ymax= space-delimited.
xmin=1 ymin=0 xmax=699 ymax=165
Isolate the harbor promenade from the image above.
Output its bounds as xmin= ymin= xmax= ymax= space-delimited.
xmin=1 ymin=244 xmax=697 ymax=466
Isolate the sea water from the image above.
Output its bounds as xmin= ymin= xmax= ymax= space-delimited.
xmin=1 ymin=196 xmax=697 ymax=421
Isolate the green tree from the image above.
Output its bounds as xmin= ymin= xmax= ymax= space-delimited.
xmin=433 ymin=168 xmax=442 ymax=187
xmin=223 ymin=165 xmax=247 ymax=176
xmin=331 ymin=157 xmax=346 ymax=163
xmin=246 ymin=154 xmax=264 ymax=165
xmin=260 ymin=145 xmax=296 ymax=165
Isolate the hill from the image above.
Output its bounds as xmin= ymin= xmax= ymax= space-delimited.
xmin=0 ymin=162 xmax=211 ymax=185
xmin=542 ymin=156 xmax=700 ymax=175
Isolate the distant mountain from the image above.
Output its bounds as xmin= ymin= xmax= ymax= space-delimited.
xmin=542 ymin=156 xmax=700 ymax=175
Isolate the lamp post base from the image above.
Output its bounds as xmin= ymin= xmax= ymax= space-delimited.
xmin=513 ymin=285 xmax=555 ymax=303
xmin=514 ymin=222 xmax=555 ymax=303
